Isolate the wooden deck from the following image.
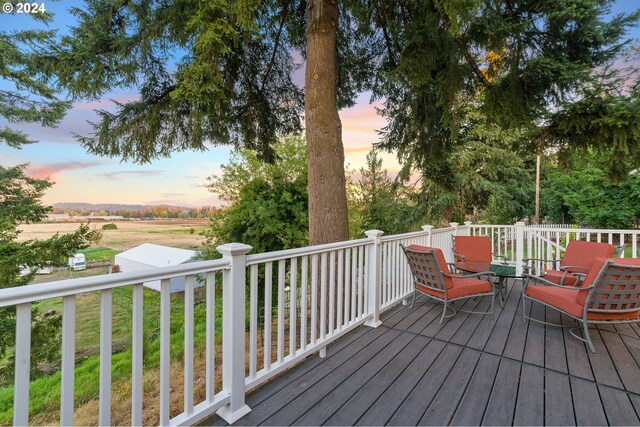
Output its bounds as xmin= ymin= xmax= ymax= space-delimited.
xmin=203 ymin=280 xmax=640 ymax=426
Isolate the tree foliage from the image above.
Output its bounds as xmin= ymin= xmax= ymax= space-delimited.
xmin=541 ymin=150 xmax=640 ymax=228
xmin=372 ymin=1 xmax=640 ymax=182
xmin=350 ymin=151 xmax=418 ymax=236
xmin=202 ymin=136 xmax=308 ymax=256
xmin=408 ymin=107 xmax=535 ymax=225
xmin=0 ymin=165 xmax=95 ymax=380
xmin=0 ymin=13 xmax=70 ymax=148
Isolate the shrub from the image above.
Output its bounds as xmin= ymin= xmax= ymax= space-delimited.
xmin=102 ymin=223 xmax=118 ymax=230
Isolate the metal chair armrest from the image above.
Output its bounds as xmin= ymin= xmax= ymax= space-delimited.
xmin=522 ymin=274 xmax=593 ymax=290
xmin=492 ymin=252 xmax=508 ymax=262
xmin=522 ymin=258 xmax=559 ymax=268
xmin=442 ymin=271 xmax=495 ymax=279
xmin=559 ymin=265 xmax=589 ymax=272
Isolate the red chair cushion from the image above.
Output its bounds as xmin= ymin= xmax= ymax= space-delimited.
xmin=543 ymin=269 xmax=580 ymax=286
xmin=560 ymin=241 xmax=614 ymax=269
xmin=406 ymin=245 xmax=453 ymax=288
xmin=418 ymin=277 xmax=493 ymax=300
xmin=454 ymin=236 xmax=492 ymax=263
xmin=525 ymin=285 xmax=638 ymax=320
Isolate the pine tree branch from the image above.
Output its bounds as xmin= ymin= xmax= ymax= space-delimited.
xmin=375 ymin=0 xmax=399 ymax=67
xmin=261 ymin=0 xmax=291 ymax=92
xmin=458 ymin=41 xmax=491 ymax=88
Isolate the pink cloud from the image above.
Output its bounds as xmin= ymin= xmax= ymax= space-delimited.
xmin=26 ymin=161 xmax=102 ymax=180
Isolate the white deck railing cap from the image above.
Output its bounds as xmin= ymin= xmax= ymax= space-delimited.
xmin=217 ymin=243 xmax=253 ymax=256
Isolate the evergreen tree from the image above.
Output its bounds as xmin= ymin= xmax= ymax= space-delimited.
xmin=1 ymin=13 xmax=70 ymax=147
xmin=43 ymin=0 xmax=639 ymax=244
xmin=1 ymin=13 xmax=95 ymax=379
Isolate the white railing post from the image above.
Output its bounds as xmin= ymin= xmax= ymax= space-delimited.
xmin=515 ymin=222 xmax=525 ymax=275
xmin=216 ymin=243 xmax=252 ymax=424
xmin=422 ymin=225 xmax=434 ymax=246
xmin=462 ymin=221 xmax=472 ymax=236
xmin=364 ymin=230 xmax=384 ymax=328
xmin=450 ymin=222 xmax=459 ymax=235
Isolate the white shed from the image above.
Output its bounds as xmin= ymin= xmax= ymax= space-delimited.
xmin=114 ymin=243 xmax=199 ymax=293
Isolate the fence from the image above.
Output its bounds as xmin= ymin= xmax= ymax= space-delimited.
xmin=3 ymin=221 xmax=637 ymax=425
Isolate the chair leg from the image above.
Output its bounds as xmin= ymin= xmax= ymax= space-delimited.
xmin=583 ymin=321 xmax=596 ymax=353
xmin=439 ymin=301 xmax=447 ymax=325
xmin=490 ymin=292 xmax=495 ymax=320
xmin=521 ymin=294 xmax=527 ymax=324
xmin=409 ymin=290 xmax=416 ymax=310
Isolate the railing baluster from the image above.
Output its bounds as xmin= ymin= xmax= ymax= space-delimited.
xmin=159 ymin=279 xmax=171 ymax=426
xmin=184 ymin=275 xmax=195 ymax=415
xmin=320 ymin=252 xmax=328 ymax=340
xmin=351 ymin=247 xmax=357 ymax=323
xmin=358 ymin=245 xmax=364 ymax=318
xmin=329 ymin=251 xmax=335 ymax=334
xmin=290 ymin=257 xmax=298 ymax=357
xmin=207 ymin=271 xmax=218 ymax=398
xmin=264 ymin=262 xmax=272 ymax=371
xmin=61 ymin=296 xmax=75 ymax=426
xmin=131 ymin=284 xmax=144 ymax=426
xmin=277 ymin=259 xmax=285 ymax=363
xmin=301 ymin=256 xmax=308 ymax=351
xmin=248 ymin=267 xmax=257 ymax=378
xmin=337 ymin=250 xmax=344 ymax=330
xmin=344 ymin=248 xmax=351 ymax=326
xmin=99 ymin=289 xmax=112 ymax=426
xmin=634 ymin=234 xmax=638 ymax=258
xmin=311 ymin=254 xmax=318 ymax=345
xmin=14 ymin=303 xmax=31 ymax=426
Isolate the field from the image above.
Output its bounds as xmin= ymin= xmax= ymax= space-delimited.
xmin=18 ymin=219 xmax=210 ymax=252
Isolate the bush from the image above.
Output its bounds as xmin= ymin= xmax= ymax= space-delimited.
xmin=102 ymin=223 xmax=118 ymax=230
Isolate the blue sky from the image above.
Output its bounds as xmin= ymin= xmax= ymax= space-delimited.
xmin=0 ymin=1 xmax=637 ymax=207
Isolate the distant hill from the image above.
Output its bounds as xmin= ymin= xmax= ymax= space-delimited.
xmin=53 ymin=202 xmax=189 ymax=212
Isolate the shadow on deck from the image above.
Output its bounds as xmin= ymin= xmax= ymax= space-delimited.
xmin=203 ymin=279 xmax=640 ymax=426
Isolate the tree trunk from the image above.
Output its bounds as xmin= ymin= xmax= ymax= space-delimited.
xmin=305 ymin=0 xmax=350 ymax=246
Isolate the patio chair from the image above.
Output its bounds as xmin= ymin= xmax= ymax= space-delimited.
xmin=522 ymin=257 xmax=640 ymax=353
xmin=452 ymin=235 xmax=508 ymax=263
xmin=522 ymin=240 xmax=617 ymax=287
xmin=401 ymin=244 xmax=495 ymax=324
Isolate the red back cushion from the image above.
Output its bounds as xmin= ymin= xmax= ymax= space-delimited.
xmin=406 ymin=245 xmax=453 ymax=288
xmin=454 ymin=236 xmax=492 ymax=263
xmin=576 ymin=257 xmax=640 ymax=306
xmin=561 ymin=241 xmax=615 ymax=269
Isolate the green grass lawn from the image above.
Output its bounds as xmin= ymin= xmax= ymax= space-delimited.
xmin=0 ymin=282 xmax=225 ymax=424
xmin=80 ymin=247 xmax=120 ymax=262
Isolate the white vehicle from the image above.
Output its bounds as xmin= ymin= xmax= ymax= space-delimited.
xmin=18 ymin=264 xmax=53 ymax=275
xmin=18 ymin=265 xmax=30 ymax=277
xmin=68 ymin=253 xmax=87 ymax=271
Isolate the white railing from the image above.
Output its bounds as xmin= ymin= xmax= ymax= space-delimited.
xmin=1 ymin=258 xmax=231 ymax=427
xmin=0 ymin=228 xmax=435 ymax=426
xmin=5 ymin=221 xmax=638 ymax=425
xmin=244 ymin=237 xmax=373 ymax=390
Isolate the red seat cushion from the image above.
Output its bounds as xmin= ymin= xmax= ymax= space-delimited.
xmin=525 ymin=285 xmax=638 ymax=320
xmin=543 ymin=269 xmax=580 ymax=286
xmin=418 ymin=277 xmax=493 ymax=300
xmin=454 ymin=236 xmax=492 ymax=263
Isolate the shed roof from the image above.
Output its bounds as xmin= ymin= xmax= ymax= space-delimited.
xmin=115 ymin=243 xmax=196 ymax=267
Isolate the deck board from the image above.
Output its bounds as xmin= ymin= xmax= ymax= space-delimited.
xmin=201 ymin=280 xmax=640 ymax=427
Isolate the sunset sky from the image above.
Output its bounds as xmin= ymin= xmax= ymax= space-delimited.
xmin=0 ymin=1 xmax=637 ymax=207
